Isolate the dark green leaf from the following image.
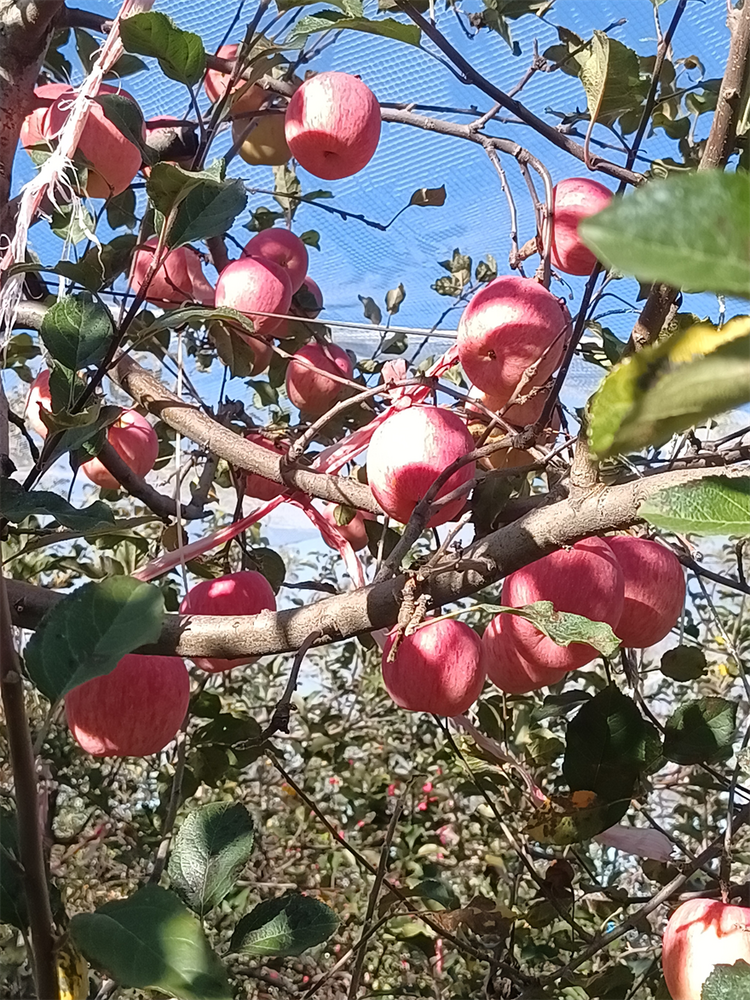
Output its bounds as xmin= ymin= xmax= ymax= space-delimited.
xmin=579 ymin=31 xmax=647 ymax=125
xmin=0 ymin=478 xmax=114 ymax=531
xmin=167 ymin=176 xmax=248 ymax=249
xmin=0 ymin=808 xmax=27 ymax=930
xmin=663 ymin=697 xmax=737 ymax=764
xmin=229 ymin=892 xmax=339 ymax=957
xmin=106 ymin=188 xmax=137 ymax=231
xmin=580 ymin=171 xmax=750 ymax=298
xmin=40 ymin=293 xmax=113 ymax=370
xmin=287 ymin=11 xmax=420 ymax=46
xmin=95 ymin=93 xmax=149 ymax=159
xmin=168 ymin=803 xmax=254 ymax=917
xmin=71 ymin=884 xmax=230 ymax=1000
xmin=702 ymin=961 xmax=750 ymax=1000
xmin=640 ymin=476 xmax=750 ymax=535
xmin=24 ymin=577 xmax=164 ymax=702
xmin=50 ymin=203 xmax=96 ymax=244
xmin=661 ymin=646 xmax=707 ymax=681
xmin=358 ymin=295 xmax=382 ymax=326
xmin=300 ymin=230 xmax=320 ymax=249
xmin=364 ymin=519 xmax=401 ymax=560
xmin=119 ymin=11 xmax=206 ymax=87
xmin=249 ymin=548 xmax=286 ymax=593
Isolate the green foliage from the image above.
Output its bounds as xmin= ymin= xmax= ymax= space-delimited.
xmin=229 ymin=892 xmax=339 ymax=957
xmin=147 ymin=161 xmax=248 ymax=248
xmin=702 ymin=962 xmax=750 ymax=1000
xmin=663 ymin=697 xmax=737 ymax=764
xmin=0 ymin=808 xmax=27 ymax=930
xmin=661 ymin=646 xmax=707 ymax=681
xmin=507 ymin=601 xmax=621 ymax=656
xmin=24 ymin=577 xmax=165 ymax=701
xmin=0 ymin=478 xmax=114 ymax=531
xmin=120 ymin=11 xmax=206 ymax=87
xmin=287 ymin=7 xmax=421 ymax=47
xmin=640 ymin=476 xmax=750 ymax=535
xmin=40 ymin=293 xmax=114 ymax=372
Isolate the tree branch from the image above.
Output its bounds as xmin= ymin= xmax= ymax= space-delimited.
xmin=96 ymin=442 xmax=211 ymax=522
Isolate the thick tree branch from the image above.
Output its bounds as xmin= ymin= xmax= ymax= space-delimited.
xmin=6 ymin=466 xmax=741 ymax=658
xmin=96 ymin=442 xmax=210 ymax=521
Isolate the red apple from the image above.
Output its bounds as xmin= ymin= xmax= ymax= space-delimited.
xmin=214 ymin=256 xmax=292 ymax=338
xmin=65 ymin=654 xmax=190 ymax=757
xmin=24 ymin=368 xmax=53 ymax=438
xmin=319 ymin=502 xmax=374 ymax=552
xmin=382 ymin=618 xmax=485 ymax=716
xmin=243 ymin=228 xmax=308 ymax=293
xmin=551 ymin=177 xmax=613 ymax=276
xmin=367 ymin=405 xmax=476 ymax=528
xmin=131 ymin=238 xmax=214 ymax=308
xmin=458 ymin=276 xmax=570 ymax=399
xmin=238 ymin=432 xmax=289 ymax=502
xmin=204 ymin=44 xmax=266 ymax=114
xmin=23 ymin=83 xmax=145 ymax=199
xmin=80 ymin=410 xmax=159 ymax=491
xmin=179 ymin=571 xmax=277 ymax=672
xmin=481 ymin=612 xmax=568 ymax=694
xmin=284 ymin=71 xmax=381 ymax=180
xmin=501 ymin=537 xmax=625 ymax=673
xmin=285 ymin=342 xmax=353 ymax=416
xmin=606 ymin=536 xmax=685 ymax=648
xmin=662 ymin=897 xmax=750 ymax=1000
xmin=294 ymin=277 xmax=323 ymax=318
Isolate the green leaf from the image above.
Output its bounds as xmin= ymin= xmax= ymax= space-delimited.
xmin=580 ymin=171 xmax=750 ymax=297
xmin=95 ymin=93 xmax=149 ymax=160
xmin=50 ymin=203 xmax=96 ymax=244
xmin=168 ymin=803 xmax=255 ymax=917
xmin=702 ymin=962 xmax=750 ymax=1000
xmin=660 ymin=646 xmax=707 ymax=681
xmin=563 ymin=685 xmax=647 ymax=821
xmin=358 ymin=295 xmax=382 ymax=325
xmin=640 ymin=476 xmax=750 ymax=535
xmin=509 ymin=601 xmax=621 ymax=657
xmin=40 ymin=293 xmax=114 ymax=371
xmin=300 ymin=229 xmax=320 ymax=250
xmin=229 ymin=892 xmax=339 ymax=957
xmin=119 ymin=11 xmax=206 ymax=87
xmin=663 ymin=697 xmax=737 ymax=764
xmin=24 ymin=577 xmax=164 ymax=702
xmin=0 ymin=478 xmax=114 ymax=531
xmin=42 ymin=404 xmax=121 ymax=468
xmin=71 ymin=884 xmax=230 ymax=1000
xmin=287 ymin=10 xmax=420 ymax=46
xmin=147 ymin=162 xmax=247 ymax=248
xmin=106 ymin=188 xmax=137 ymax=231
xmin=579 ymin=31 xmax=647 ymax=125
xmin=56 ymin=234 xmax=138 ymax=293
xmin=0 ymin=808 xmax=27 ymax=930
xmin=588 ymin=316 xmax=750 ymax=459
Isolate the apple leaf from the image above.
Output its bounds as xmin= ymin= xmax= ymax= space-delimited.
xmin=660 ymin=646 xmax=707 ymax=681
xmin=588 ymin=316 xmax=750 ymax=459
xmin=580 ymin=170 xmax=750 ymax=298
xmin=40 ymin=293 xmax=114 ymax=371
xmin=120 ymin=12 xmax=205 ymax=87
xmin=95 ymin=94 xmax=152 ymax=162
xmin=166 ymin=176 xmax=248 ymax=249
xmin=71 ymin=884 xmax=231 ymax=1000
xmin=702 ymin=962 xmax=750 ymax=1000
xmin=579 ymin=31 xmax=648 ymax=126
xmin=229 ymin=893 xmax=339 ymax=957
xmin=640 ymin=476 xmax=750 ymax=535
xmin=287 ymin=11 xmax=421 ymax=47
xmin=502 ymin=601 xmax=621 ymax=656
xmin=0 ymin=478 xmax=114 ymax=531
xmin=663 ymin=697 xmax=738 ymax=764
xmin=168 ymin=803 xmax=255 ymax=917
xmin=24 ymin=577 xmax=164 ymax=702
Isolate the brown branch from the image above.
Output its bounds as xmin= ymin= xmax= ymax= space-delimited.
xmin=96 ymin=442 xmax=210 ymax=521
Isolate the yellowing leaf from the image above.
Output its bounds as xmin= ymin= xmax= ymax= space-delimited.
xmin=57 ymin=943 xmax=89 ymax=1000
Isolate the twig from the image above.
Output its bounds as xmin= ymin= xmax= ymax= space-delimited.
xmin=96 ymin=443 xmax=211 ymax=521
xmin=149 ymin=730 xmax=188 ymax=883
xmin=262 ymin=630 xmax=321 ymax=739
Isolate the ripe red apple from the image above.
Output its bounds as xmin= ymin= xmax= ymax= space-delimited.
xmin=204 ymin=44 xmax=266 ymax=114
xmin=367 ymin=405 xmax=476 ymax=527
xmin=458 ymin=276 xmax=571 ymax=399
xmin=606 ymin=536 xmax=685 ymax=648
xmin=382 ymin=618 xmax=485 ymax=716
xmin=501 ymin=537 xmax=625 ymax=673
xmin=22 ymin=83 xmax=145 ymax=199
xmin=65 ymin=654 xmax=190 ymax=757
xmin=662 ymin=897 xmax=750 ymax=1000
xmin=179 ymin=571 xmax=277 ymax=672
xmin=294 ymin=277 xmax=323 ymax=318
xmin=131 ymin=238 xmax=215 ymax=308
xmin=233 ymin=114 xmax=290 ymax=166
xmin=214 ymin=256 xmax=292 ymax=338
xmin=550 ymin=177 xmax=613 ymax=276
xmin=25 ymin=368 xmax=53 ymax=438
xmin=239 ymin=432 xmax=289 ymax=502
xmin=285 ymin=342 xmax=353 ymax=416
xmin=319 ymin=502 xmax=374 ymax=552
xmin=481 ymin=612 xmax=569 ymax=694
xmin=243 ymin=228 xmax=308 ymax=293
xmin=284 ymin=71 xmax=381 ymax=180
xmin=80 ymin=410 xmax=159 ymax=491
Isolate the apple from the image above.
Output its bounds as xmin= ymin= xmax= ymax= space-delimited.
xmin=80 ymin=409 xmax=159 ymax=491
xmin=382 ymin=618 xmax=485 ymax=715
xmin=65 ymin=654 xmax=190 ymax=757
xmin=294 ymin=277 xmax=323 ymax=318
xmin=662 ymin=897 xmax=750 ymax=1000
xmin=500 ymin=537 xmax=625 ymax=673
xmin=24 ymin=368 xmax=53 ymax=438
xmin=481 ymin=612 xmax=568 ymax=694
xmin=458 ymin=276 xmax=571 ymax=399
xmin=179 ymin=571 xmax=277 ymax=672
xmin=284 ymin=71 xmax=381 ymax=180
xmin=467 ymin=378 xmax=552 ymax=427
xmin=204 ymin=44 xmax=266 ymax=115
xmin=319 ymin=502 xmax=374 ymax=552
xmin=550 ymin=177 xmax=613 ymax=276
xmin=285 ymin=342 xmax=353 ymax=417
xmin=243 ymin=228 xmax=308 ymax=293
xmin=606 ymin=536 xmax=685 ymax=648
xmin=22 ymin=83 xmax=145 ymax=199
xmin=233 ymin=114 xmax=290 ymax=166
xmin=367 ymin=405 xmax=476 ymax=527
xmin=214 ymin=256 xmax=292 ymax=338
xmin=238 ymin=432 xmax=289 ymax=502
xmin=131 ymin=237 xmax=215 ymax=308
